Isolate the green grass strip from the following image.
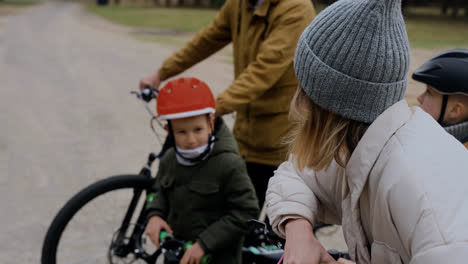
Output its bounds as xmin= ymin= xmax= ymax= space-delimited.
xmin=86 ymin=4 xmax=217 ymax=32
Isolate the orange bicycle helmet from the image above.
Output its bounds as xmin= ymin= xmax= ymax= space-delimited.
xmin=157 ymin=77 xmax=216 ymax=120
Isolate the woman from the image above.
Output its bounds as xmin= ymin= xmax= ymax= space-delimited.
xmin=266 ymin=0 xmax=468 ymax=263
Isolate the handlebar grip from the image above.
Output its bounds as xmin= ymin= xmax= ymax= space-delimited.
xmin=159 ymin=231 xmax=173 ymax=242
xmin=141 ymin=88 xmax=154 ymax=102
xmin=158 ymin=232 xmax=212 ymax=264
xmin=328 ymin=249 xmax=351 ymax=260
xmin=184 ymin=241 xmax=212 ymax=264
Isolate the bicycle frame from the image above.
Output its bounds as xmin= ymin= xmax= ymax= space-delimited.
xmin=108 ymin=152 xmax=160 ymax=263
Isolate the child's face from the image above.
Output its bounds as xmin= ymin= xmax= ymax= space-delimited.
xmin=170 ymin=115 xmax=214 ymax=150
xmin=417 ymin=85 xmax=443 ymax=120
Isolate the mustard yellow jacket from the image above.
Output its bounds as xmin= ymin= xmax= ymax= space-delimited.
xmin=158 ymin=0 xmax=315 ymax=166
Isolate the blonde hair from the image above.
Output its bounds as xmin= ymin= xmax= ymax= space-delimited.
xmin=288 ymin=88 xmax=369 ymax=171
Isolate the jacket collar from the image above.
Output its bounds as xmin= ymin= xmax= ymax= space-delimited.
xmin=444 ymin=119 xmax=468 ymax=144
xmin=247 ymin=0 xmax=277 ymax=17
xmin=210 ymin=117 xmax=239 ymax=156
xmin=345 ymin=100 xmax=412 ymax=198
xmin=341 ymin=100 xmax=412 ymax=263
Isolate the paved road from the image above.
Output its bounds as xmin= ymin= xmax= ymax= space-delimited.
xmin=0 ymin=2 xmax=234 ymax=263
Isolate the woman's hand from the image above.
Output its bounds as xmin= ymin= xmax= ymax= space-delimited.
xmin=139 ymin=72 xmax=161 ymax=90
xmin=180 ymin=242 xmax=205 ymax=264
xmin=144 ymin=215 xmax=173 ymax=248
xmin=337 ymin=258 xmax=355 ymax=264
xmin=284 ymin=218 xmax=337 ymax=264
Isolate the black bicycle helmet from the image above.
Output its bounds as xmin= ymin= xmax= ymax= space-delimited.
xmin=412 ymin=49 xmax=468 ymax=124
xmin=412 ymin=49 xmax=468 ymax=96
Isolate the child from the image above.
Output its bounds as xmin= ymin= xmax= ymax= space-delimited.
xmin=266 ymin=0 xmax=468 ymax=263
xmin=413 ymin=49 xmax=468 ymax=148
xmin=144 ymin=77 xmax=259 ymax=264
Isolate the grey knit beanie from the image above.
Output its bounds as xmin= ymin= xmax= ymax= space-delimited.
xmin=294 ymin=0 xmax=410 ymax=123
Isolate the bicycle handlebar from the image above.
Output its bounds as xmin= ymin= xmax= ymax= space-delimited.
xmin=246 ymin=219 xmax=350 ymax=262
xmin=158 ymin=231 xmax=212 ymax=264
xmin=131 ymin=86 xmax=158 ymax=102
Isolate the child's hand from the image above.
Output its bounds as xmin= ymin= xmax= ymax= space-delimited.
xmin=284 ymin=218 xmax=337 ymax=264
xmin=180 ymin=242 xmax=205 ymax=264
xmin=144 ymin=215 xmax=173 ymax=248
xmin=337 ymin=258 xmax=355 ymax=264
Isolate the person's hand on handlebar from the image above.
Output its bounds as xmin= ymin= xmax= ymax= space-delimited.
xmin=180 ymin=242 xmax=205 ymax=264
xmin=337 ymin=258 xmax=355 ymax=264
xmin=139 ymin=72 xmax=161 ymax=91
xmin=145 ymin=215 xmax=173 ymax=248
xmin=284 ymin=218 xmax=338 ymax=264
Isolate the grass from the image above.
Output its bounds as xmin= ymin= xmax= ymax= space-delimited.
xmin=0 ymin=0 xmax=42 ymax=6
xmin=405 ymin=7 xmax=468 ymax=49
xmin=0 ymin=0 xmax=42 ymax=16
xmin=85 ymin=4 xmax=217 ymax=32
xmin=134 ymin=34 xmax=192 ymax=46
xmin=85 ymin=4 xmax=468 ymax=49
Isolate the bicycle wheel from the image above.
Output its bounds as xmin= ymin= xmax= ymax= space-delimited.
xmin=42 ymin=175 xmax=155 ymax=264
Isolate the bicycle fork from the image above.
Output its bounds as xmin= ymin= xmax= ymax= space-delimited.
xmin=111 ymin=153 xmax=159 ymax=262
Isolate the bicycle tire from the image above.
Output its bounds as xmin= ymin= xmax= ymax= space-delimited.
xmin=41 ymin=175 xmax=153 ymax=264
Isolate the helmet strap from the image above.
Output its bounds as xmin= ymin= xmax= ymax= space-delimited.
xmin=438 ymin=94 xmax=449 ymax=125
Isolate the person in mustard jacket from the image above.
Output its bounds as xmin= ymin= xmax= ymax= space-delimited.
xmin=412 ymin=49 xmax=468 ymax=148
xmin=145 ymin=78 xmax=259 ymax=264
xmin=140 ymin=0 xmax=315 ymax=208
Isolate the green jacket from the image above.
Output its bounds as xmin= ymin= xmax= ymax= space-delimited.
xmin=146 ymin=119 xmax=259 ymax=264
xmin=158 ymin=0 xmax=315 ymax=166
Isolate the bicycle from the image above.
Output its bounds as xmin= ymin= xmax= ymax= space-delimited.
xmin=41 ymin=87 xmax=350 ymax=264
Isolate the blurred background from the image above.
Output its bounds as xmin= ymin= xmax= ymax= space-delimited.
xmin=0 ymin=0 xmax=466 ymax=263
xmin=26 ymin=0 xmax=468 ymax=102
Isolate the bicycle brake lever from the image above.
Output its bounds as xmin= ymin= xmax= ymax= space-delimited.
xmin=130 ymin=91 xmax=142 ymax=99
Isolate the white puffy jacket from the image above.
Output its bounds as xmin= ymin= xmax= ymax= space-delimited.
xmin=266 ymin=101 xmax=468 ymax=264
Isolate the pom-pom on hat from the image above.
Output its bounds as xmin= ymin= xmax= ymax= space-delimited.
xmin=157 ymin=77 xmax=216 ymax=120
